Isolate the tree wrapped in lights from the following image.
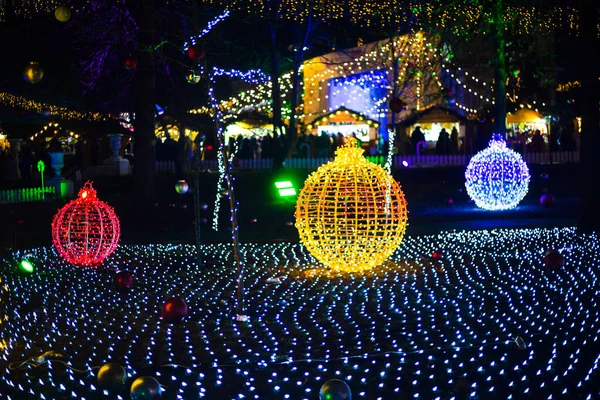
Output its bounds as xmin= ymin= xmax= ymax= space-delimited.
xmin=295 ymin=138 xmax=408 ymax=272
xmin=52 ymin=182 xmax=120 ymax=266
xmin=465 ymin=134 xmax=530 ymax=211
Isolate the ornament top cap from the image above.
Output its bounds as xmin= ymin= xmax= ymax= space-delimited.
xmin=489 ymin=133 xmax=507 ymax=148
xmin=78 ymin=181 xmax=98 ymax=201
xmin=334 ymin=137 xmax=364 ymax=162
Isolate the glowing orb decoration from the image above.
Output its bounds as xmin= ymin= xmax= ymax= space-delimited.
xmin=130 ymin=376 xmax=161 ymax=400
xmin=295 ymin=138 xmax=408 ymax=273
xmin=18 ymin=259 xmax=35 ymax=274
xmin=52 ymin=182 xmax=120 ymax=266
xmin=23 ymin=62 xmax=44 ymax=84
xmin=319 ymin=379 xmax=352 ymax=400
xmin=162 ymin=297 xmax=188 ymax=323
xmin=186 ymin=70 xmax=201 ymax=84
xmin=97 ymin=362 xmax=126 ymax=389
xmin=54 ymin=6 xmax=71 ymax=22
xmin=175 ymin=180 xmax=189 ymax=194
xmin=465 ymin=135 xmax=530 ymax=210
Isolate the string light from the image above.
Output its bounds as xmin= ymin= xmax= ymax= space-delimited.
xmin=212 ymin=68 xmax=270 ymax=85
xmin=197 ymin=1 xmax=582 ymax=36
xmin=2 ymin=227 xmax=600 ymax=399
xmin=295 ymin=138 xmax=408 ymax=272
xmin=183 ymin=10 xmax=231 ymax=49
xmin=0 ymin=92 xmax=113 ymax=121
xmin=51 ymin=182 xmax=120 ymax=266
xmin=190 ymin=33 xmax=496 ymax=127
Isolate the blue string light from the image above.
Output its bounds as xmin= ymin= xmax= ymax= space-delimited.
xmin=212 ymin=68 xmax=269 ymax=85
xmin=184 ymin=10 xmax=231 ymax=49
xmin=465 ymin=135 xmax=530 ymax=211
xmin=1 ymin=228 xmax=600 ymax=399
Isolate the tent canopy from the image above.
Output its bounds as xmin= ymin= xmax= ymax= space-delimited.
xmin=506 ymin=109 xmax=544 ymax=124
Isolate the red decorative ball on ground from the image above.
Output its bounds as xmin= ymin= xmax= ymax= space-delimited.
xmin=389 ymin=97 xmax=406 ymax=113
xmin=124 ymin=57 xmax=137 ymax=70
xmin=545 ymin=250 xmax=565 ymax=268
xmin=187 ymin=44 xmax=205 ymax=61
xmin=113 ymin=271 xmax=134 ymax=291
xmin=540 ymin=193 xmax=555 ymax=208
xmin=52 ymin=182 xmax=120 ymax=266
xmin=162 ymin=297 xmax=188 ymax=323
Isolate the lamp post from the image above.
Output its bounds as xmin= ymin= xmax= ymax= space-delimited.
xmin=37 ymin=160 xmax=45 ymax=200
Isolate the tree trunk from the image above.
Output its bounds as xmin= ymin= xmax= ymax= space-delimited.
xmin=491 ymin=0 xmax=507 ymax=135
xmin=389 ymin=43 xmax=399 ymax=164
xmin=284 ymin=61 xmax=302 ymax=159
xmin=132 ymin=1 xmax=156 ymax=219
xmin=579 ymin=0 xmax=600 ymax=232
xmin=268 ymin=0 xmax=286 ymax=170
xmin=284 ymin=13 xmax=312 ymax=161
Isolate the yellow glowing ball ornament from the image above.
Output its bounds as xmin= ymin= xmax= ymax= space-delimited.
xmin=23 ymin=62 xmax=44 ymax=84
xmin=54 ymin=6 xmax=71 ymax=22
xmin=295 ymin=138 xmax=408 ymax=272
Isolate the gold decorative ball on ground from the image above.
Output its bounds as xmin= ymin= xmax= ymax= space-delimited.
xmin=295 ymin=138 xmax=408 ymax=272
xmin=23 ymin=62 xmax=44 ymax=84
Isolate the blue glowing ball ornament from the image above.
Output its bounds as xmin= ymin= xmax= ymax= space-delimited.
xmin=130 ymin=376 xmax=161 ymax=400
xmin=319 ymin=379 xmax=352 ymax=400
xmin=465 ymin=135 xmax=530 ymax=210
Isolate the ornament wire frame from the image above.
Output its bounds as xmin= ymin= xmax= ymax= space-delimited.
xmin=295 ymin=144 xmax=408 ymax=272
xmin=52 ymin=183 xmax=120 ymax=266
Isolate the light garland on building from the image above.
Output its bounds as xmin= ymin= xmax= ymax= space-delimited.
xmin=212 ymin=67 xmax=270 ymax=85
xmin=30 ymin=121 xmax=80 ymax=142
xmin=0 ymin=92 xmax=113 ymax=121
xmin=465 ymin=134 xmax=530 ymax=211
xmin=197 ymin=32 xmax=498 ymax=128
xmin=195 ymin=1 xmax=582 ymax=36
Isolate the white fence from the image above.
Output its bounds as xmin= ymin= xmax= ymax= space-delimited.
xmin=0 ymin=186 xmax=56 ymax=204
xmin=156 ymin=150 xmax=580 ymax=173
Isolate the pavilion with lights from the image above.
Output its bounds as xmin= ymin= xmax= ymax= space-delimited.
xmin=301 ymin=32 xmax=494 ymax=147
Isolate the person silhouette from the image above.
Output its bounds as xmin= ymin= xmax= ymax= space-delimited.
xmin=411 ymin=126 xmax=425 ymax=154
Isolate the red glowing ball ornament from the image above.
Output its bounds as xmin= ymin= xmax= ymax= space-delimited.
xmin=186 ymin=44 xmax=206 ymax=61
xmin=52 ymin=182 xmax=120 ymax=266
